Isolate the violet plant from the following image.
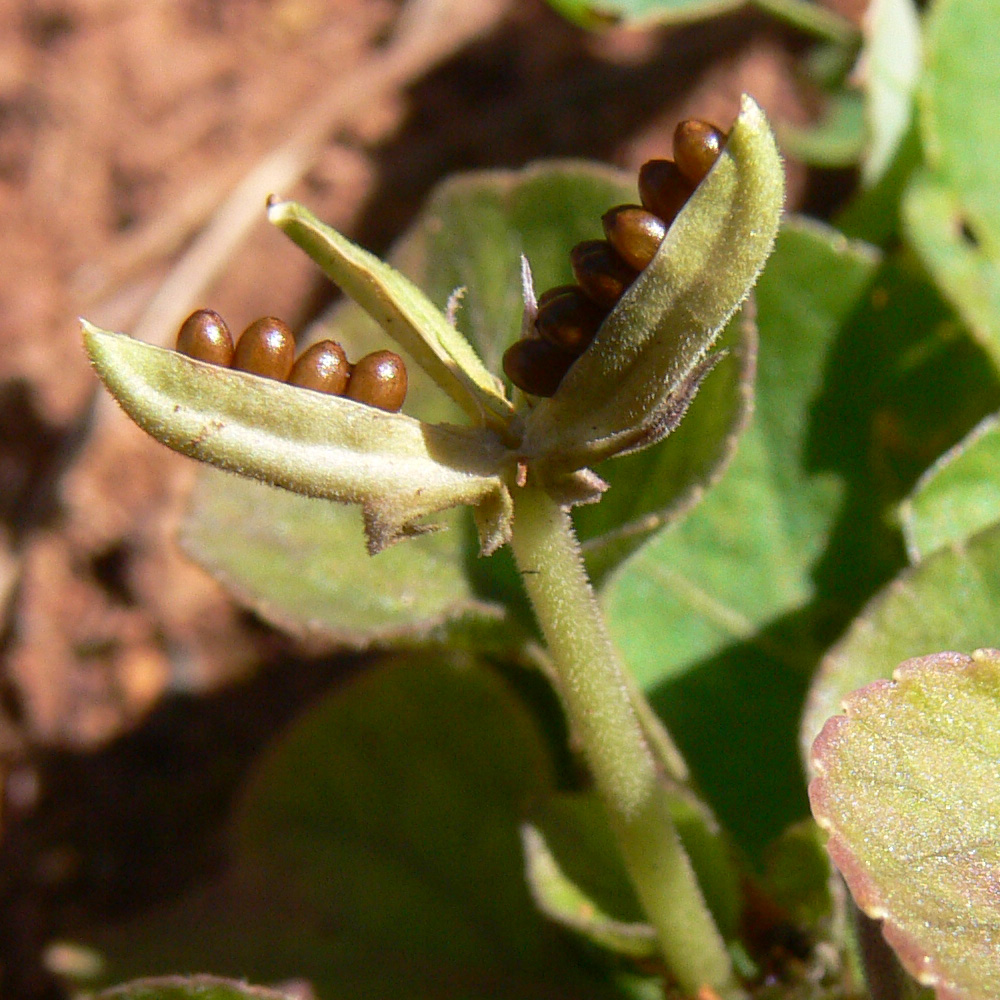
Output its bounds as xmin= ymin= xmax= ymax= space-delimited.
xmin=78 ymin=0 xmax=1000 ymax=985
xmin=85 ymin=96 xmax=781 ymax=999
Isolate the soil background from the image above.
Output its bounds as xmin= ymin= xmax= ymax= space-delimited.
xmin=0 ymin=0 xmax=860 ymax=995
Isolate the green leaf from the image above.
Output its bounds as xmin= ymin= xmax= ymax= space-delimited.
xmin=759 ymin=820 xmax=836 ymax=933
xmin=860 ymin=0 xmax=921 ymax=185
xmin=605 ymin=225 xmax=1000 ymax=853
xmin=543 ymin=0 xmax=741 ymax=28
xmin=86 ymin=657 xmax=626 ymax=1000
xmin=83 ymin=324 xmax=511 ymax=554
xmin=182 ymin=473 xmax=504 ymax=643
xmin=837 ymin=121 xmax=921 ymax=247
xmin=908 ymin=0 xmax=1000 ymax=362
xmin=97 ymin=977 xmax=294 ymax=1000
xmin=268 ymin=200 xmax=515 ymax=435
xmin=523 ymin=95 xmax=784 ymax=476
xmin=523 ymin=787 xmax=740 ymax=961
xmin=802 ymin=523 xmax=1000 ymax=762
xmin=810 ymin=649 xmax=1000 ymax=998
xmin=900 ymin=413 xmax=1000 ymax=561
xmin=522 ymin=796 xmax=658 ymax=960
xmin=921 ymin=0 xmax=1000 ymax=254
xmin=903 ymin=169 xmax=1000 ymax=363
xmin=779 ymin=90 xmax=866 ymax=169
xmin=542 ymin=0 xmax=857 ymax=43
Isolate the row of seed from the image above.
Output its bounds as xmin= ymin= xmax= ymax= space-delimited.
xmin=176 ymin=310 xmax=407 ymax=413
xmin=502 ymin=119 xmax=726 ymax=398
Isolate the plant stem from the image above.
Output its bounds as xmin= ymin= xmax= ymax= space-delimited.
xmin=509 ymin=484 xmax=743 ymax=999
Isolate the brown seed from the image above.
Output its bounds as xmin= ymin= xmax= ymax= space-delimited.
xmin=570 ymin=240 xmax=639 ymax=308
xmin=637 ymin=160 xmax=695 ymax=226
xmin=673 ymin=120 xmax=726 ymax=186
xmin=289 ymin=340 xmax=351 ymax=395
xmin=602 ymin=205 xmax=668 ymax=271
xmin=346 ymin=350 xmax=407 ymax=412
xmin=176 ymin=309 xmax=234 ymax=366
xmin=536 ymin=283 xmax=580 ymax=310
xmin=502 ymin=337 xmax=577 ymax=398
xmin=534 ymin=286 xmax=607 ymax=354
xmin=232 ymin=317 xmax=296 ymax=380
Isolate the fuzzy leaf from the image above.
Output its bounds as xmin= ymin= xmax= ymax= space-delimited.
xmin=521 ymin=94 xmax=783 ymax=475
xmin=182 ymin=476 xmax=504 ymax=644
xmin=83 ymin=324 xmax=511 ymax=554
xmin=810 ymin=649 xmax=1000 ymax=999
xmin=801 ymin=524 xmax=1000 ymax=764
xmin=900 ymin=414 xmax=1000 ymax=562
xmin=268 ymin=199 xmax=515 ymax=435
xmin=83 ymin=657 xmax=627 ymax=1000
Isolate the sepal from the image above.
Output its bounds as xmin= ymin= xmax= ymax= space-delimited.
xmin=267 ymin=199 xmax=515 ymax=436
xmin=83 ymin=324 xmax=512 ymax=554
xmin=520 ymin=95 xmax=783 ymax=475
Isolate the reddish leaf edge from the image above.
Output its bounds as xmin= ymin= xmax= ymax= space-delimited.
xmin=808 ymin=649 xmax=1000 ymax=1000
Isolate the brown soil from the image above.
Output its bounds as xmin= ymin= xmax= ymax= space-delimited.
xmin=0 ymin=0 xmax=859 ymax=995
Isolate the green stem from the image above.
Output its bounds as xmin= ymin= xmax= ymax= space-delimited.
xmin=510 ymin=485 xmax=743 ymax=999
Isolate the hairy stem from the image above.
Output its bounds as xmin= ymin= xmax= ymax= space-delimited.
xmin=510 ymin=484 xmax=743 ymax=998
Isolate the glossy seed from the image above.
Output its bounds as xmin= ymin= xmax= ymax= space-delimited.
xmin=176 ymin=309 xmax=234 ymax=366
xmin=502 ymin=337 xmax=577 ymax=397
xmin=534 ymin=286 xmax=607 ymax=354
xmin=601 ymin=205 xmax=668 ymax=271
xmin=232 ymin=317 xmax=296 ymax=380
xmin=673 ymin=120 xmax=726 ymax=186
xmin=288 ymin=340 xmax=351 ymax=395
xmin=346 ymin=350 xmax=407 ymax=412
xmin=637 ymin=160 xmax=695 ymax=226
xmin=569 ymin=240 xmax=639 ymax=308
xmin=536 ymin=283 xmax=580 ymax=310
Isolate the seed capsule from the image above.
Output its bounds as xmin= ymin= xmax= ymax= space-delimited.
xmin=502 ymin=337 xmax=577 ymax=398
xmin=505 ymin=122 xmax=727 ymax=400
xmin=347 ymin=350 xmax=407 ymax=412
xmin=232 ymin=317 xmax=296 ymax=380
xmin=569 ymin=240 xmax=639 ymax=308
xmin=176 ymin=309 xmax=234 ymax=366
xmin=534 ymin=286 xmax=606 ymax=354
xmin=673 ymin=120 xmax=726 ymax=186
xmin=289 ymin=340 xmax=351 ymax=395
xmin=637 ymin=160 xmax=694 ymax=227
xmin=602 ymin=205 xmax=668 ymax=271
